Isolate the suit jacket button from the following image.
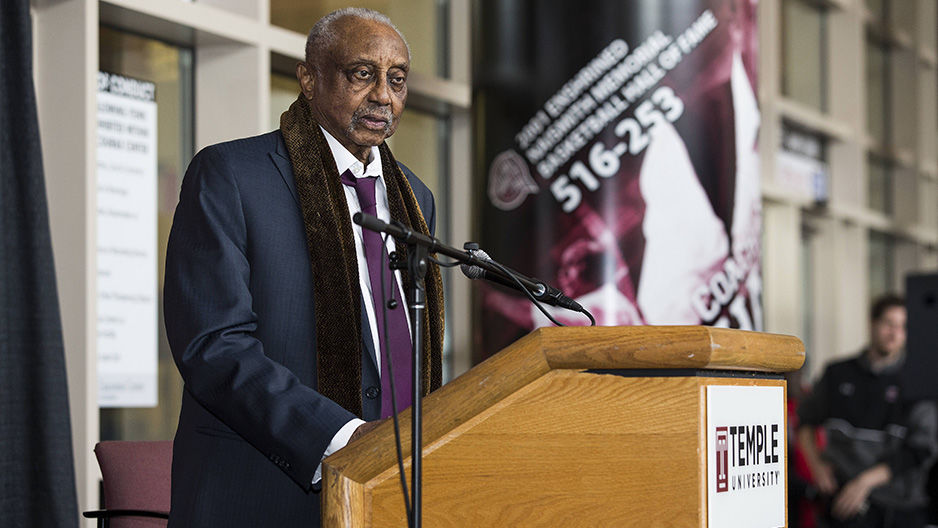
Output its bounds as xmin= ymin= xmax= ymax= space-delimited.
xmin=365 ymin=386 xmax=380 ymax=399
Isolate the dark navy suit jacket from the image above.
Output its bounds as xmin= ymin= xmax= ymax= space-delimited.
xmin=163 ymin=130 xmax=435 ymax=527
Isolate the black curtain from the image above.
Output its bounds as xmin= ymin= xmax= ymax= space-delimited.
xmin=0 ymin=1 xmax=80 ymax=526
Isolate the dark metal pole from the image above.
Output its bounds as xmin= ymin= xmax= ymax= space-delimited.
xmin=407 ymin=244 xmax=428 ymax=528
xmin=352 ymin=211 xmax=590 ymax=526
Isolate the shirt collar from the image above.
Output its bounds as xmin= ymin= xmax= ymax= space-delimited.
xmin=857 ymin=347 xmax=905 ymax=375
xmin=320 ymin=126 xmax=382 ymax=179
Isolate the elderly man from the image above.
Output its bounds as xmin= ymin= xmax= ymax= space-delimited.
xmin=163 ymin=8 xmax=444 ymax=527
xmin=797 ymin=294 xmax=937 ymax=528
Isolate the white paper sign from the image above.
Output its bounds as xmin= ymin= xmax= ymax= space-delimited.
xmin=96 ymin=71 xmax=158 ymax=407
xmin=775 ymin=149 xmax=829 ymax=202
xmin=707 ymin=385 xmax=785 ymax=528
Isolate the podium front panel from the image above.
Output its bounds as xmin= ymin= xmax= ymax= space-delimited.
xmin=333 ymin=371 xmax=786 ymax=527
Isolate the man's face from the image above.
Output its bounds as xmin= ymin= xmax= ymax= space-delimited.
xmin=300 ymin=17 xmax=409 ymax=161
xmin=871 ymin=305 xmax=907 ymax=360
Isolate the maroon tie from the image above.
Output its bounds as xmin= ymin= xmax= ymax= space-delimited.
xmin=341 ymin=169 xmax=413 ymax=418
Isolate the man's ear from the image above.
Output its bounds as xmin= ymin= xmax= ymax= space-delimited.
xmin=296 ymin=61 xmax=315 ymax=100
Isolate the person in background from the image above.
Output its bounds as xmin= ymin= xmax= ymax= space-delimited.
xmin=788 ymin=367 xmax=823 ymax=528
xmin=798 ymin=294 xmax=937 ymax=528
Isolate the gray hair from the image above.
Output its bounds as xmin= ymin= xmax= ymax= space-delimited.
xmin=305 ymin=8 xmax=411 ymax=68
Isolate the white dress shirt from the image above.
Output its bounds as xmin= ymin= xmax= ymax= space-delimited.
xmin=312 ymin=127 xmax=412 ymax=483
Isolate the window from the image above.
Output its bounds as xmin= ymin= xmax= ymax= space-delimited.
xmin=921 ymin=0 xmax=938 ymax=52
xmin=867 ymin=155 xmax=892 ymax=215
xmin=781 ymin=0 xmax=827 ymax=111
xmin=920 ymin=64 xmax=938 ymax=168
xmin=868 ymin=230 xmax=895 ymax=301
xmin=866 ymin=0 xmax=885 ymax=21
xmin=889 ymin=0 xmax=916 ymax=37
xmin=889 ymin=48 xmax=917 ymax=153
xmin=98 ymin=27 xmax=193 ymax=441
xmin=865 ymin=37 xmax=888 ymax=144
xmin=269 ymin=0 xmax=449 ymax=78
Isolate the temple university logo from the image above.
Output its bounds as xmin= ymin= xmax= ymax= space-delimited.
xmin=711 ymin=423 xmax=782 ymax=494
xmin=716 ymin=426 xmax=729 ymax=492
xmin=707 ymin=385 xmax=786 ymax=528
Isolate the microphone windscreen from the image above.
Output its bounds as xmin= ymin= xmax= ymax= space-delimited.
xmin=354 ymin=212 xmax=387 ymax=232
xmin=460 ymin=249 xmax=492 ymax=279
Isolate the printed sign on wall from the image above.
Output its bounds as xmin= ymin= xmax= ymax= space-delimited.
xmin=707 ymin=385 xmax=786 ymax=528
xmin=96 ymin=71 xmax=158 ymax=407
xmin=476 ymin=1 xmax=762 ymax=360
xmin=775 ymin=125 xmax=829 ymax=203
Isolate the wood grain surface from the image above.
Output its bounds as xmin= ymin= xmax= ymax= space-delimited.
xmin=539 ymin=326 xmax=805 ymax=372
xmin=322 ymin=326 xmax=800 ymax=527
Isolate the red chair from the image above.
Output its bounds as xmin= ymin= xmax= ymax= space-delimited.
xmin=82 ymin=441 xmax=172 ymax=527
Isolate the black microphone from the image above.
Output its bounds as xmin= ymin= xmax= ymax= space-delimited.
xmin=353 ymin=212 xmax=440 ymax=249
xmin=460 ymin=243 xmax=583 ymax=312
xmin=353 ymin=213 xmax=585 ymax=314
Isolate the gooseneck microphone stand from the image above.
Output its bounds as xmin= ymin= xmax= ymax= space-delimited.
xmin=404 ymin=242 xmax=428 ymax=528
xmin=353 ymin=211 xmax=592 ymax=528
xmin=380 ymin=216 xmax=431 ymax=528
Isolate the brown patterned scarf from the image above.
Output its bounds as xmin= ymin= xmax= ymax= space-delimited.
xmin=280 ymin=95 xmax=444 ymax=417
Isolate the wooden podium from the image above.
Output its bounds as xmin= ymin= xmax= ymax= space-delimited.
xmin=322 ymin=326 xmax=804 ymax=527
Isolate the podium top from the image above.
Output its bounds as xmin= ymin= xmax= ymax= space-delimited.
xmin=529 ymin=325 xmax=804 ymax=372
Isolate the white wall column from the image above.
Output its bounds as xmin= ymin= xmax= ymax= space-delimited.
xmin=762 ymin=202 xmax=803 ymax=338
xmin=196 ymin=42 xmax=269 ymax=150
xmin=32 ymin=0 xmax=100 ymax=518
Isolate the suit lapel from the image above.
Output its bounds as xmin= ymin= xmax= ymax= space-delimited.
xmin=272 ymin=130 xmax=381 ymax=376
xmin=269 ymin=131 xmax=300 ymax=208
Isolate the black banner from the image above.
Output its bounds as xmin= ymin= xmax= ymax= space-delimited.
xmin=476 ymin=0 xmax=762 ymax=359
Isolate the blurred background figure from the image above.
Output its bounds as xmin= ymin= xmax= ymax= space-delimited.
xmin=788 ymin=367 xmax=823 ymax=528
xmin=796 ymin=294 xmax=937 ymax=528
